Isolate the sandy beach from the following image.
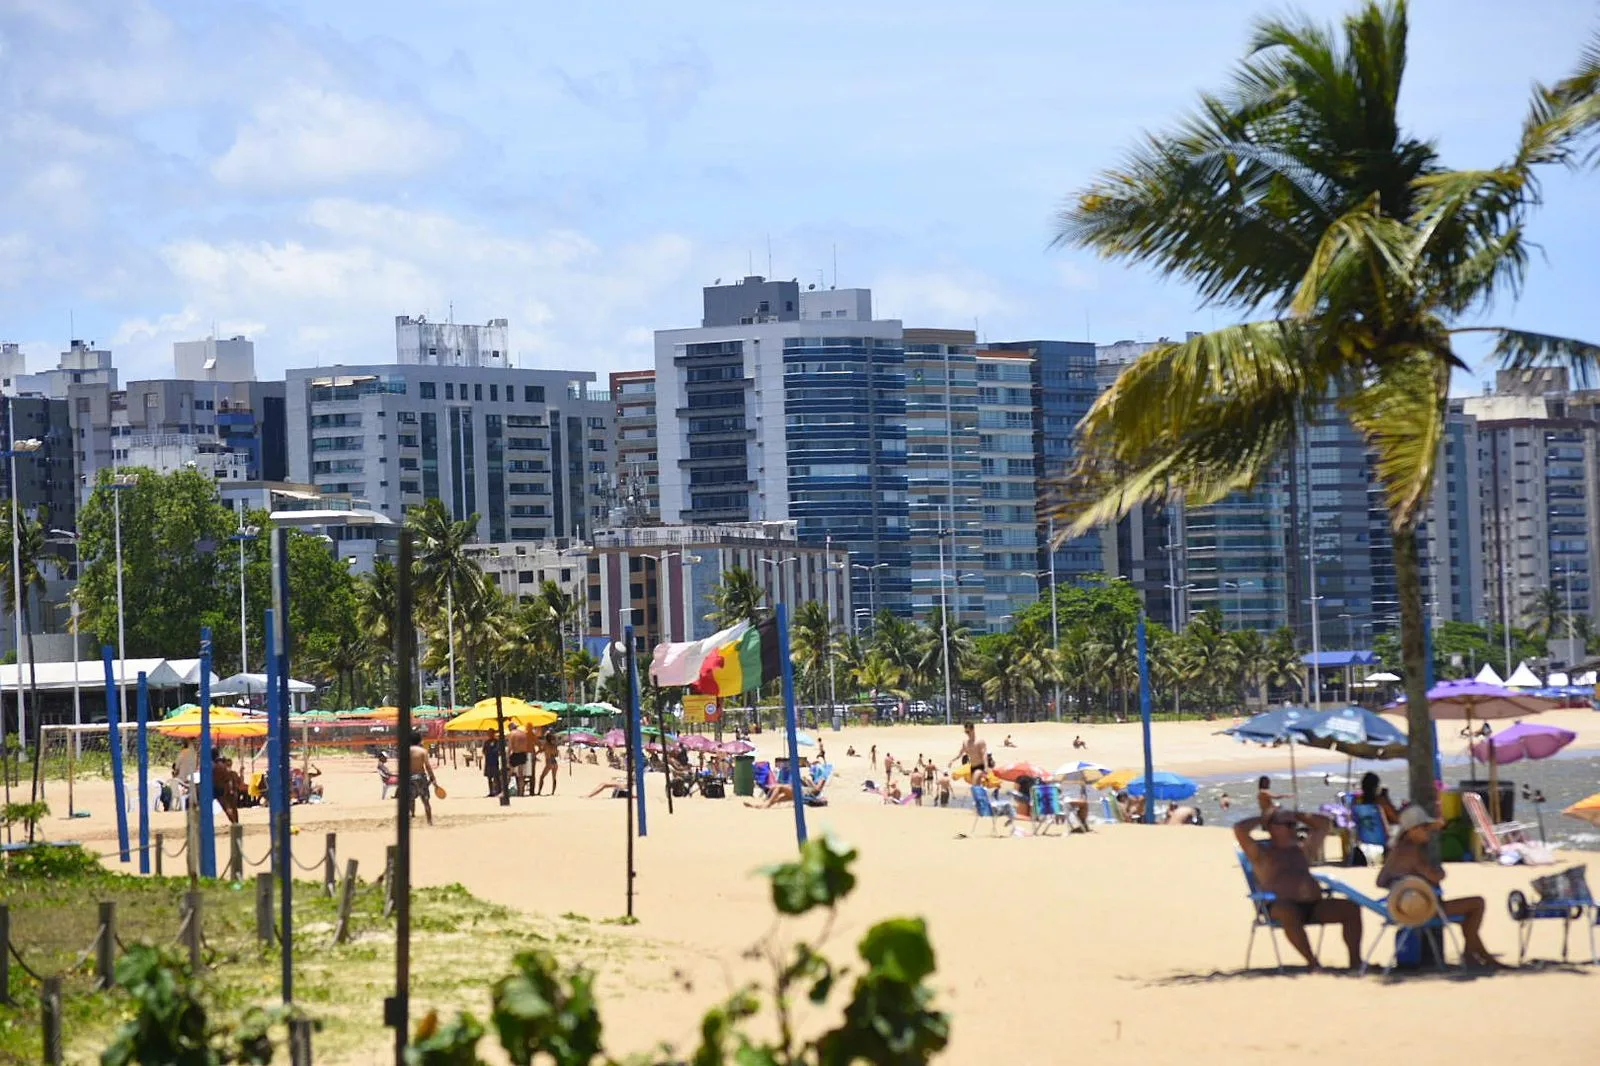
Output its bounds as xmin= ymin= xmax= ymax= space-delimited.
xmin=38 ymin=712 xmax=1600 ymax=1064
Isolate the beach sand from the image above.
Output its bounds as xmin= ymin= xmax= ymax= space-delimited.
xmin=40 ymin=712 xmax=1600 ymax=1063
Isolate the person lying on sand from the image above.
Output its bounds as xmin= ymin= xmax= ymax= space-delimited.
xmin=1378 ymin=805 xmax=1502 ymax=967
xmin=1235 ymin=809 xmax=1362 ymax=971
xmin=1164 ymin=803 xmax=1201 ymax=826
xmin=585 ymin=777 xmax=631 ymax=798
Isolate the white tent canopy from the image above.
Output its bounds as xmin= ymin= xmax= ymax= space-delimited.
xmin=1364 ymin=670 xmax=1401 ymax=682
xmin=1505 ymin=661 xmax=1543 ymax=688
xmin=1474 ymin=663 xmax=1505 ymax=686
xmin=1547 ymin=671 xmax=1570 ymax=687
xmin=0 ymin=657 xmax=186 ymax=691
xmin=1577 ymin=671 xmax=1598 ymax=686
xmin=211 ymin=672 xmax=316 ymax=695
xmin=165 ymin=658 xmax=223 ymax=687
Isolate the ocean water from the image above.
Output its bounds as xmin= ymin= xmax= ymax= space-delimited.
xmin=1182 ymin=749 xmax=1600 ymax=851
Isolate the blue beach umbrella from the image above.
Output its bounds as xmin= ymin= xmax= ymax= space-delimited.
xmin=1297 ymin=705 xmax=1408 ymax=760
xmin=1223 ymin=706 xmax=1317 ymax=802
xmin=1126 ymin=771 xmax=1198 ymax=802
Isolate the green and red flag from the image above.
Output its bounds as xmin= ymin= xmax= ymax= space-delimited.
xmin=692 ymin=617 xmax=781 ymax=697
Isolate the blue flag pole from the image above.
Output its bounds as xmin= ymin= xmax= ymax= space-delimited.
xmin=1425 ymin=615 xmax=1441 ymax=786
xmin=136 ymin=671 xmax=150 ymax=873
xmin=626 ymin=624 xmax=647 ymax=837
xmin=271 ymin=528 xmax=294 ymax=1005
xmin=198 ymin=626 xmax=216 ymax=877
xmin=1137 ymin=612 xmax=1155 ymax=824
xmin=102 ymin=646 xmax=129 ymax=862
xmin=776 ymin=602 xmax=807 ymax=847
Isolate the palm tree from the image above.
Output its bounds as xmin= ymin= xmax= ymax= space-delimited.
xmin=916 ymin=608 xmax=974 ymax=716
xmin=1052 ymin=0 xmax=1599 ymax=808
xmin=789 ymin=599 xmax=834 ymax=720
xmin=356 ymin=558 xmax=398 ymax=690
xmin=1087 ymin=615 xmax=1138 ymax=721
xmin=706 ymin=566 xmax=767 ymax=627
xmin=1523 ymin=586 xmax=1566 ymax=641
xmin=406 ymin=499 xmax=481 ymax=705
xmin=1528 ymin=28 xmax=1600 ymax=169
xmin=1228 ymin=628 xmax=1273 ymax=711
xmin=1264 ymin=627 xmax=1306 ymax=703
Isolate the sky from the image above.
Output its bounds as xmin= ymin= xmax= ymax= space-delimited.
xmin=1 ymin=0 xmax=1596 ymax=385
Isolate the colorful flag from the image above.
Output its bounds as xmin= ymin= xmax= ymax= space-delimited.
xmin=649 ymin=621 xmax=749 ymax=686
xmin=693 ymin=617 xmax=781 ymax=697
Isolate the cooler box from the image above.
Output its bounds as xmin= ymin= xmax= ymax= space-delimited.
xmin=732 ymin=755 xmax=756 ymax=797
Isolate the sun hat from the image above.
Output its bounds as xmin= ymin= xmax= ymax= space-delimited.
xmin=1385 ymin=875 xmax=1439 ymax=927
xmin=1395 ymin=804 xmax=1441 ymax=834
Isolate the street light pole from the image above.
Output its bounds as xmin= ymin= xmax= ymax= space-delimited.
xmin=938 ymin=531 xmax=952 ymax=725
xmin=232 ymin=522 xmax=259 ymax=674
xmin=1047 ymin=516 xmax=1060 ymax=722
xmin=49 ymin=530 xmax=82 ymax=760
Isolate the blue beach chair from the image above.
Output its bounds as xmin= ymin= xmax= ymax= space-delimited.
xmin=968 ymin=785 xmax=1004 ymax=836
xmin=1237 ymin=850 xmax=1288 ymax=970
xmin=1314 ymin=874 xmax=1463 ymax=972
xmin=1031 ymin=782 xmax=1064 ymax=836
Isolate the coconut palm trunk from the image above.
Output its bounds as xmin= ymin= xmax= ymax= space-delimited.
xmin=1393 ymin=528 xmax=1435 ymax=803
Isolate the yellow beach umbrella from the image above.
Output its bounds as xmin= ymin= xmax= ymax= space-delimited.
xmin=1563 ymin=792 xmax=1600 ymax=829
xmin=1092 ymin=768 xmax=1140 ymax=792
xmin=371 ymin=706 xmax=401 ymax=719
xmin=445 ymin=698 xmax=558 ymax=732
xmin=156 ymin=707 xmax=268 ymax=739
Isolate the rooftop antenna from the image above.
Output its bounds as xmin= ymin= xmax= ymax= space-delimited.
xmin=766 ymin=233 xmax=773 ymax=279
xmin=748 ymin=250 xmax=754 ymax=276
xmin=831 ymin=244 xmax=838 ymax=289
xmin=69 ymin=309 xmax=74 ymax=343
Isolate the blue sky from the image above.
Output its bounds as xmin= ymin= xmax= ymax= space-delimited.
xmin=1 ymin=0 xmax=1596 ymax=384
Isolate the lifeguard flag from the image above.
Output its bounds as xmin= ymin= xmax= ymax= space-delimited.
xmin=692 ymin=616 xmax=781 ymax=697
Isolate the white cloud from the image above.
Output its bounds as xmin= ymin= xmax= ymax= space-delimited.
xmin=869 ymin=267 xmax=1017 ymax=327
xmin=212 ymin=85 xmax=457 ymax=191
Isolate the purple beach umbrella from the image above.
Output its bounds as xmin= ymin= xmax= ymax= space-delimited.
xmin=677 ymin=734 xmax=719 ymax=753
xmin=1470 ymin=722 xmax=1577 ymax=765
xmin=719 ymin=739 xmax=755 ymax=756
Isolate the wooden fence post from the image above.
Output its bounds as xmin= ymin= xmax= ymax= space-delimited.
xmin=383 ymin=844 xmax=397 ymax=919
xmin=289 ymin=1016 xmax=314 ymax=1066
xmin=323 ymin=832 xmax=337 ymax=898
xmin=334 ymin=859 xmax=360 ymax=945
xmin=228 ymin=824 xmax=245 ymax=882
xmin=182 ymin=891 xmax=203 ymax=972
xmin=0 ymin=904 xmax=10 ymax=1007
xmin=42 ymin=976 xmax=63 ymax=1065
xmin=255 ymin=873 xmax=275 ymax=945
xmin=96 ymin=902 xmax=117 ymax=991
xmin=154 ymin=832 xmax=164 ymax=877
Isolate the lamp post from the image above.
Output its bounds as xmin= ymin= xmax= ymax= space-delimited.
xmin=827 ymin=551 xmax=846 ymax=725
xmin=1045 ymin=516 xmax=1061 ymax=721
xmin=937 ymin=530 xmax=952 ymax=726
xmin=1 ymin=415 xmax=41 ymax=757
xmin=851 ymin=562 xmax=888 ymax=630
xmin=231 ymin=522 xmax=259 ymax=676
xmin=48 ymin=530 xmax=82 ymax=761
xmin=110 ymin=473 xmax=138 ymax=734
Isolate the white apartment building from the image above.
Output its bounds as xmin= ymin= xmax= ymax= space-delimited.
xmin=174 ymin=335 xmax=256 ymax=382
xmin=395 ymin=315 xmax=510 ymax=368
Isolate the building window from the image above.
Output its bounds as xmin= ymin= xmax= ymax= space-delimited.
xmin=420 ymin=382 xmax=436 ymax=399
xmin=524 ymin=385 xmax=545 ymax=403
xmin=474 ymin=384 xmax=483 ymax=401
xmin=445 ymin=383 xmax=454 ymax=400
xmin=490 ymin=384 xmax=499 ymax=401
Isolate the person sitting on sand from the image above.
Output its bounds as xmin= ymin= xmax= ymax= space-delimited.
xmin=846 ymin=745 xmax=858 ymax=758
xmin=1235 ymin=809 xmax=1363 ymax=970
xmin=1072 ymin=735 xmax=1087 ymax=750
xmin=747 ymin=758 xmax=819 ymax=809
xmin=883 ymin=780 xmax=904 ymax=804
xmin=1010 ymin=775 xmax=1037 ymax=821
xmin=1256 ymin=774 xmax=1292 ymax=817
xmin=1378 ymin=805 xmax=1502 ymax=967
xmin=1003 ymin=734 xmax=1016 ymax=748
xmin=1164 ymin=802 xmax=1201 ymax=826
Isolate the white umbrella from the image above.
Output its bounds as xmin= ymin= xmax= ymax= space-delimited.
xmin=1364 ymin=671 xmax=1401 ymax=683
xmin=1054 ymin=760 xmax=1111 ymax=782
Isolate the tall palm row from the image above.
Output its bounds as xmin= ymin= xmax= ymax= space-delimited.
xmin=1052 ymin=1 xmax=1600 ymax=808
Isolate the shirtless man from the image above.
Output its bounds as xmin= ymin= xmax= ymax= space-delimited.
xmin=1234 ymin=809 xmax=1362 ymax=970
xmin=1378 ymin=804 xmax=1501 ymax=967
xmin=908 ymin=763 xmax=925 ymax=806
xmin=212 ymin=756 xmax=245 ymax=825
xmin=536 ymin=731 xmax=561 ymax=795
xmin=408 ymin=729 xmax=438 ymax=825
xmin=508 ymin=723 xmax=535 ymax=796
xmin=951 ymin=721 xmax=988 ymax=780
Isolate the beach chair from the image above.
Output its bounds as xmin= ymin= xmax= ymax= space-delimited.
xmin=1506 ymin=865 xmax=1598 ymax=966
xmin=1237 ymin=851 xmax=1288 ymax=971
xmin=1031 ymin=782 xmax=1064 ymax=836
xmin=1314 ymin=874 xmax=1463 ymax=972
xmin=968 ymin=785 xmax=1004 ymax=836
xmin=1460 ymin=791 xmax=1538 ymax=862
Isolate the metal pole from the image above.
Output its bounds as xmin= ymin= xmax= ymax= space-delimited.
xmin=6 ymin=404 xmax=24 ymax=759
xmin=938 ymin=532 xmax=952 ymax=726
xmin=620 ymin=638 xmax=636 ymax=920
xmin=1137 ymin=612 xmax=1155 ymax=824
xmin=101 ymin=646 xmax=129 ymax=861
xmin=825 ymin=541 xmax=837 ymax=727
xmin=239 ymin=530 xmax=249 ymax=673
xmin=1304 ymin=435 xmax=1321 ymax=707
xmin=777 ymin=601 xmax=808 ymax=846
xmin=1048 ymin=516 xmax=1060 ymax=722
xmin=198 ymin=626 xmax=216 ymax=878
xmin=627 ymin=624 xmax=646 ymax=836
xmin=270 ymin=528 xmax=292 ymax=1004
xmin=445 ymin=581 xmax=457 ymax=712
xmin=113 ymin=483 xmax=129 ymax=760
xmin=494 ymin=677 xmax=509 ymax=806
xmin=389 ymin=529 xmax=413 ymax=1064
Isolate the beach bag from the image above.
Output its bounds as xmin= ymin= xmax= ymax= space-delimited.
xmin=1532 ymin=865 xmax=1590 ymax=903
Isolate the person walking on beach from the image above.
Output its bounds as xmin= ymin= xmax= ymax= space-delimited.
xmin=908 ymin=762 xmax=925 ymax=805
xmin=951 ymin=721 xmax=988 ymax=779
xmin=870 ymin=744 xmax=877 ymax=771
xmin=536 ymin=730 xmax=561 ymax=795
xmin=410 ymin=729 xmax=439 ymax=825
xmin=1235 ymin=809 xmax=1362 ymax=970
xmin=482 ymin=735 xmax=503 ymax=798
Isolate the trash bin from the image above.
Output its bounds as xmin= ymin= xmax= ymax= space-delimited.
xmin=1458 ymin=779 xmax=1515 ymax=822
xmin=732 ymin=755 xmax=756 ymax=797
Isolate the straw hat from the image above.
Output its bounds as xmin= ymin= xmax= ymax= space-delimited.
xmin=1386 ymin=875 xmax=1439 ymax=927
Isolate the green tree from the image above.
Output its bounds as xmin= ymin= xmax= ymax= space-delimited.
xmin=1523 ymin=586 xmax=1567 ymax=641
xmin=707 ymin=566 xmax=767 ymax=627
xmin=789 ymin=598 xmax=835 ymax=719
xmin=406 ymin=499 xmax=482 ymax=700
xmin=1052 ymin=1 xmax=1598 ymax=809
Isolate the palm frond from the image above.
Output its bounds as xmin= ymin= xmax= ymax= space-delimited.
xmin=1290 ymin=196 xmax=1414 ymax=321
xmin=1521 ymin=27 xmax=1600 ymax=169
xmin=1340 ymin=348 xmax=1450 ymax=532
xmin=1472 ymin=327 xmax=1600 ymax=388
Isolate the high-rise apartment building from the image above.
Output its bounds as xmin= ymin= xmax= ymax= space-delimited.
xmin=610 ymin=369 xmax=659 ymax=526
xmin=903 ymin=329 xmax=982 ymax=626
xmin=285 ymin=363 xmax=613 ymax=543
xmin=974 ymin=347 xmax=1040 ymax=627
xmin=395 ymin=315 xmax=510 ymax=368
xmin=656 ymin=277 xmax=911 ymax=617
xmin=113 ymin=379 xmax=287 ymax=484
